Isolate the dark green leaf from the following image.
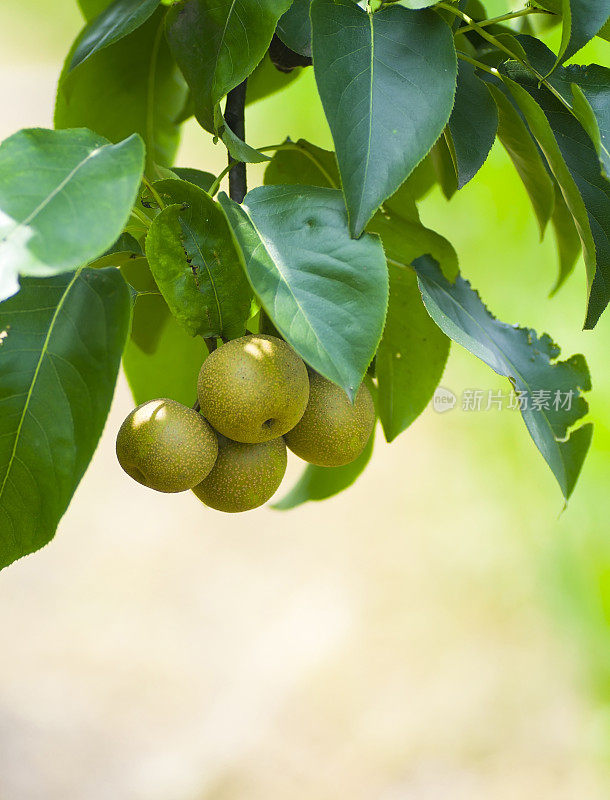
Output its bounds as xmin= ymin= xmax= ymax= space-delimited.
xmin=0 ymin=128 xmax=144 ymax=301
xmin=550 ymin=182 xmax=582 ymax=294
xmin=273 ymin=427 xmax=375 ymax=509
xmin=536 ymin=0 xmax=610 ymax=66
xmin=415 ymin=255 xmax=592 ymax=499
xmin=123 ymin=294 xmax=207 ymax=405
xmin=56 ymin=9 xmax=187 ymax=175
xmin=69 ymin=0 xmax=161 ymax=71
xmin=377 ymin=266 xmax=449 ymax=442
xmin=0 ymin=268 xmax=131 ymax=570
xmin=447 ymin=61 xmax=498 ymax=188
xmin=502 ymin=54 xmax=610 ymax=327
xmin=487 ymin=84 xmax=555 ymax=237
xmin=219 ymin=185 xmax=388 ymax=400
xmin=145 ymin=179 xmax=252 ymax=339
xmin=311 ymin=0 xmax=457 ymax=236
xmin=277 ymin=0 xmax=312 ymax=57
xmin=165 ymin=0 xmax=292 ymax=133
xmin=430 ymin=134 xmax=458 ymax=200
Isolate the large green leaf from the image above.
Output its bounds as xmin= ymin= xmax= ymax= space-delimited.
xmin=0 ymin=268 xmax=131 ymax=570
xmin=56 ymin=8 xmax=187 ymax=175
xmin=447 ymin=61 xmax=498 ymax=189
xmin=0 ymin=128 xmax=144 ymax=302
xmin=219 ymin=185 xmax=388 ymax=400
xmin=123 ymin=295 xmax=207 ymax=406
xmin=487 ymin=84 xmax=555 ymax=238
xmin=415 ymin=255 xmax=592 ymax=499
xmin=165 ymin=0 xmax=292 ymax=133
xmin=69 ymin=0 xmax=161 ymax=71
xmin=277 ymin=0 xmax=312 ymax=57
xmin=311 ymin=0 xmax=456 ymax=236
xmin=377 ymin=266 xmax=450 ymax=442
xmin=145 ymin=179 xmax=252 ymax=338
xmin=273 ymin=427 xmax=375 ymax=509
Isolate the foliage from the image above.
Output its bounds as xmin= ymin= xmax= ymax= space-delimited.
xmin=1 ymin=0 xmax=609 ymax=566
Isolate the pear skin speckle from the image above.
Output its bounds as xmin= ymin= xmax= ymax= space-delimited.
xmin=192 ymin=435 xmax=287 ymax=512
xmin=197 ymin=334 xmax=309 ymax=443
xmin=284 ymin=373 xmax=375 ymax=467
xmin=116 ymin=399 xmax=218 ymax=493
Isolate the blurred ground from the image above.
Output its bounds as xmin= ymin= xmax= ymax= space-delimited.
xmin=1 ymin=2 xmax=610 ymax=799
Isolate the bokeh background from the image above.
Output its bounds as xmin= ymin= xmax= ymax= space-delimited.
xmin=1 ymin=1 xmax=609 ymax=798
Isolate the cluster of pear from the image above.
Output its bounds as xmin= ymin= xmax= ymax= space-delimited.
xmin=116 ymin=335 xmax=375 ymax=512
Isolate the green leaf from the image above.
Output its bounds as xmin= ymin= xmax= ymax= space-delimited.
xmin=311 ymin=0 xmax=457 ymax=236
xmin=56 ymin=8 xmax=187 ymax=175
xmin=165 ymin=0 xmax=292 ymax=133
xmin=548 ymin=0 xmax=610 ymax=67
xmin=414 ymin=255 xmax=592 ymax=499
xmin=447 ymin=61 xmax=498 ymax=188
xmin=0 ymin=128 xmax=144 ymax=302
xmin=550 ymin=182 xmax=582 ymax=294
xmin=145 ymin=179 xmax=252 ymax=339
xmin=273 ymin=427 xmax=375 ymax=509
xmin=215 ymin=107 xmax=270 ymax=164
xmin=69 ymin=0 xmax=161 ymax=71
xmin=171 ymin=167 xmax=215 ymax=192
xmin=277 ymin=0 xmax=312 ymax=57
xmin=430 ymin=134 xmax=458 ymax=200
xmin=487 ymin=84 xmax=555 ymax=238
xmin=264 ymin=139 xmax=340 ymax=188
xmin=377 ymin=266 xmax=450 ymax=442
xmin=502 ymin=62 xmax=610 ymax=328
xmin=0 ymin=268 xmax=131 ymax=570
xmin=368 ymin=208 xmax=459 ymax=281
xmin=123 ymin=294 xmax=207 ymax=406
xmin=219 ymin=185 xmax=388 ymax=400
xmin=78 ymin=0 xmax=114 ymax=19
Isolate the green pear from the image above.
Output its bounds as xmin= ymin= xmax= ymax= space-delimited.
xmin=284 ymin=373 xmax=375 ymax=467
xmin=116 ymin=398 xmax=218 ymax=492
xmin=192 ymin=435 xmax=287 ymax=512
xmin=197 ymin=334 xmax=309 ymax=443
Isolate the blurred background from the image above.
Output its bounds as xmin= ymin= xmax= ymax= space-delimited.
xmin=1 ymin=1 xmax=609 ymax=798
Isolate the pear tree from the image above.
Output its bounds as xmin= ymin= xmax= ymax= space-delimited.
xmin=0 ymin=0 xmax=609 ymax=568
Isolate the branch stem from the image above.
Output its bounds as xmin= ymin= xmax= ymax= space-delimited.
xmin=224 ymin=80 xmax=248 ymax=203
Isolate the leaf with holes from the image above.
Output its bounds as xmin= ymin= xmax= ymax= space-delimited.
xmin=0 ymin=127 xmax=144 ymax=302
xmin=0 ymin=268 xmax=130 ymax=570
xmin=145 ymin=179 xmax=252 ymax=339
xmin=415 ymin=255 xmax=592 ymax=499
xmin=219 ymin=185 xmax=388 ymax=399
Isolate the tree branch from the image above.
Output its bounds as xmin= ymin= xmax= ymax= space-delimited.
xmin=224 ymin=80 xmax=248 ymax=203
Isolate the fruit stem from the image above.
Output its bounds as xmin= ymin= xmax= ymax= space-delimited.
xmin=224 ymin=80 xmax=248 ymax=203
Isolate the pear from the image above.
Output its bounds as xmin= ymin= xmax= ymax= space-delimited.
xmin=197 ymin=334 xmax=309 ymax=443
xmin=284 ymin=373 xmax=375 ymax=467
xmin=193 ymin=434 xmax=287 ymax=513
xmin=116 ymin=398 xmax=218 ymax=492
